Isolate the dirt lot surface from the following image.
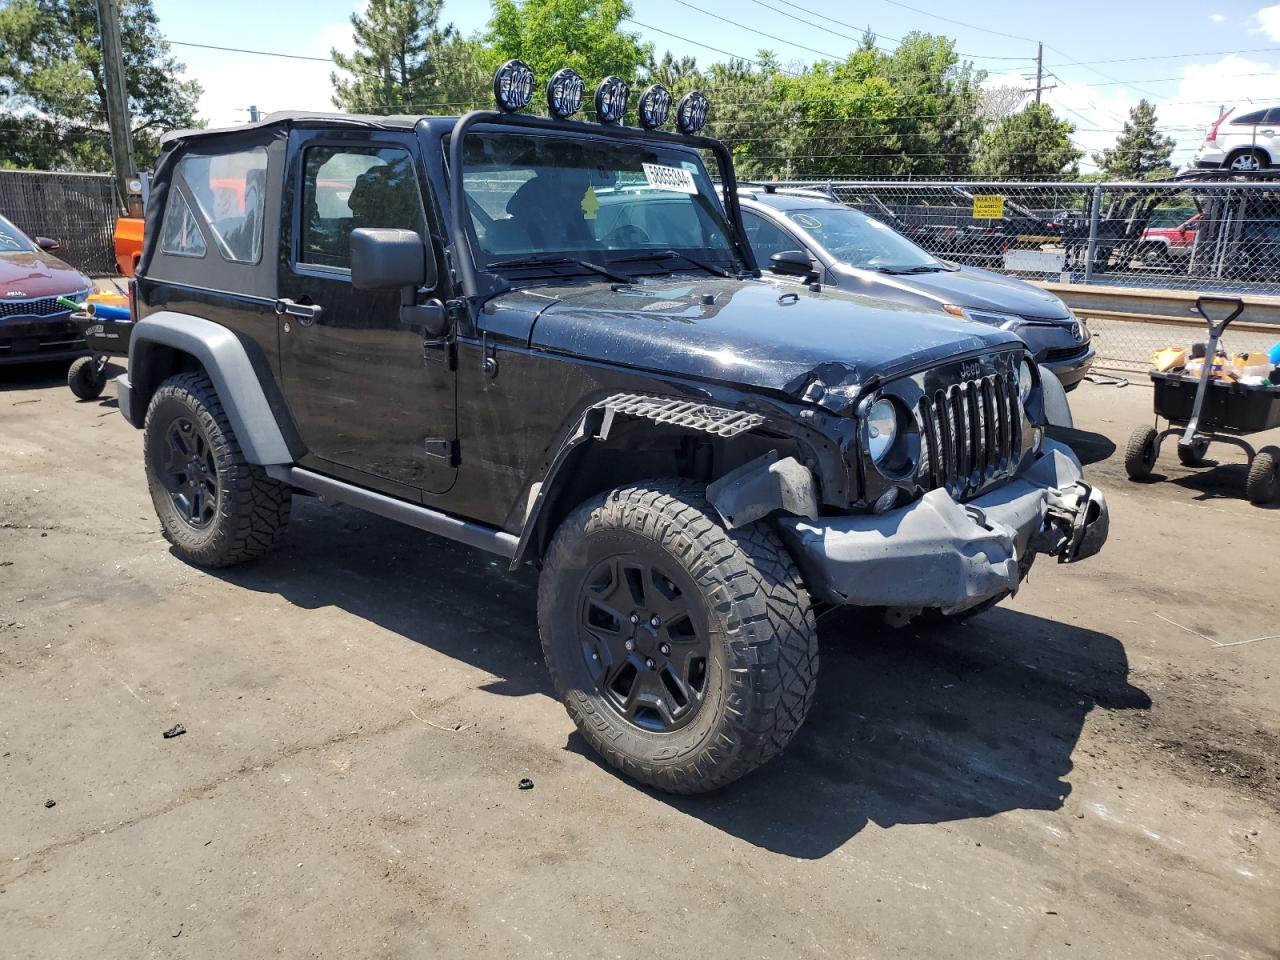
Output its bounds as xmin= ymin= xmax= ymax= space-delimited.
xmin=2 ymin=366 xmax=1277 ymax=959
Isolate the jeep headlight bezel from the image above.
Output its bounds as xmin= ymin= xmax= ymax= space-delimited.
xmin=865 ymin=398 xmax=899 ymax=465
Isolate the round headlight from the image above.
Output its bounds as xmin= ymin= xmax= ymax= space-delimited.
xmin=866 ymin=398 xmax=898 ymax=464
xmin=1018 ymin=359 xmax=1035 ymax=404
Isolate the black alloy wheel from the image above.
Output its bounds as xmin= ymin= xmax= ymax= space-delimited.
xmin=158 ymin=415 xmax=219 ymax=528
xmin=578 ymin=554 xmax=709 ymax=732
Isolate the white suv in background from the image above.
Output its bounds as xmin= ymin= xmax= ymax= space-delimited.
xmin=1195 ymin=105 xmax=1280 ymax=171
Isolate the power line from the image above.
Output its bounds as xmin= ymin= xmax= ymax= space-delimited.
xmin=670 ymin=0 xmax=846 ymax=60
xmin=871 ymin=0 xmax=1035 ymax=43
xmin=170 ymin=39 xmax=334 ymax=63
xmin=1045 ymin=46 xmax=1280 ymax=67
xmin=621 ymin=17 xmax=806 ymax=75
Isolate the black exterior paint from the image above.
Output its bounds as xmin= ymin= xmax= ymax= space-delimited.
xmin=134 ymin=110 xmax=1038 ymax=551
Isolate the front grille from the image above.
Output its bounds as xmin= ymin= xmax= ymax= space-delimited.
xmin=1043 ymin=344 xmax=1090 ymax=363
xmin=916 ymin=372 xmax=1021 ymax=498
xmin=0 ymin=296 xmax=72 ymax=319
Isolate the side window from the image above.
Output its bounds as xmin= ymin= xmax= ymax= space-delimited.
xmin=169 ymin=148 xmax=268 ymax=263
xmin=1263 ymin=108 xmax=1280 ymax=125
xmin=300 ymin=145 xmax=426 ymax=270
xmin=159 ymin=191 xmax=207 ymax=258
xmin=742 ymin=210 xmax=801 ymax=262
xmin=1234 ymin=110 xmax=1267 ymax=125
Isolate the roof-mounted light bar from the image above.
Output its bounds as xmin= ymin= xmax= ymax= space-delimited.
xmin=487 ymin=64 xmax=711 ymax=134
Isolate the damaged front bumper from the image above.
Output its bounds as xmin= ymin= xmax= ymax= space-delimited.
xmin=776 ymin=439 xmax=1108 ymax=615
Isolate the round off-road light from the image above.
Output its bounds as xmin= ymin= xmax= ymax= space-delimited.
xmin=493 ymin=59 xmax=535 ymax=113
xmin=866 ymin=398 xmax=899 ymax=464
xmin=546 ymin=67 xmax=585 ymax=119
xmin=638 ymin=84 xmax=672 ymax=129
xmin=1018 ymin=359 xmax=1035 ymax=405
xmin=675 ymin=91 xmax=710 ymax=134
xmin=594 ymin=76 xmax=630 ymax=124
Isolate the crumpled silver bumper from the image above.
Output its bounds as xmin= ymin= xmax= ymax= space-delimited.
xmin=776 ymin=439 xmax=1108 ymax=614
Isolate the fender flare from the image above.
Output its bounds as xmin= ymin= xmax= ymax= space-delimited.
xmin=1039 ymin=364 xmax=1074 ymax=429
xmin=127 ymin=311 xmax=292 ymax=465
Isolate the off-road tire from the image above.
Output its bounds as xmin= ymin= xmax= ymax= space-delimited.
xmin=1245 ymin=447 xmax=1280 ymax=505
xmin=1176 ymin=436 xmax=1210 ymax=467
xmin=67 ymin=356 xmax=106 ymax=400
xmin=538 ymin=480 xmax=818 ymax=794
xmin=143 ymin=371 xmax=291 ymax=567
xmin=1124 ymin=425 xmax=1159 ymax=480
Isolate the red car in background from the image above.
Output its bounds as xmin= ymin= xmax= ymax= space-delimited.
xmin=0 ymin=214 xmax=93 ymax=366
xmin=1139 ymin=213 xmax=1200 ymax=265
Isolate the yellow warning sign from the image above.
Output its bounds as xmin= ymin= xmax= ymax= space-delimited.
xmin=972 ymin=194 xmax=1005 ymax=219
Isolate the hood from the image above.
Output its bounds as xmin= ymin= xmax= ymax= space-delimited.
xmin=840 ymin=263 xmax=1073 ymax=322
xmin=511 ymin=276 xmax=1022 ymax=412
xmin=0 ymin=250 xmax=92 ymax=299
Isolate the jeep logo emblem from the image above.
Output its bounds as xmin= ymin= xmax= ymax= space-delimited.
xmin=959 ymin=361 xmax=982 ymax=379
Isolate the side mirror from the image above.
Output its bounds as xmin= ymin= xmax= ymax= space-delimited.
xmin=770 ymin=248 xmax=817 ymax=281
xmin=350 ymin=227 xmax=433 ymax=290
xmin=35 ymin=236 xmax=61 ymax=251
xmin=349 ymin=227 xmax=446 ymax=337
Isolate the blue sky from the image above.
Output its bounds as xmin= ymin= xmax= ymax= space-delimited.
xmin=152 ymin=0 xmax=1280 ymax=172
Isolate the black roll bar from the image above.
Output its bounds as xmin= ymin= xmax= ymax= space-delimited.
xmin=445 ymin=109 xmax=759 ymax=302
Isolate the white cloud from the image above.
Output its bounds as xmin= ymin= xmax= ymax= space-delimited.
xmin=1254 ymin=4 xmax=1280 ymax=40
xmin=177 ymin=21 xmax=354 ymax=128
xmin=1210 ymin=13 xmax=1225 ymax=23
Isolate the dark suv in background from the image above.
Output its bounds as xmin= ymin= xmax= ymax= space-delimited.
xmin=736 ymin=186 xmax=1095 ymax=390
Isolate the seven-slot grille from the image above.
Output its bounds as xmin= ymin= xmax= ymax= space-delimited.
xmin=0 ymin=296 xmax=73 ymax=319
xmin=916 ymin=371 xmax=1021 ymax=498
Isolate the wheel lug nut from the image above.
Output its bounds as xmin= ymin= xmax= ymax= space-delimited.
xmin=624 ymin=639 xmax=634 ymax=651
xmin=629 ymin=614 xmax=640 ymax=625
xmin=659 ymin=643 xmax=670 ymax=655
xmin=645 ymin=658 xmax=655 ymax=669
xmin=649 ymin=616 xmax=661 ymax=628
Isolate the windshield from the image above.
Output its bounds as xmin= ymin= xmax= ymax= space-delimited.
xmin=785 ymin=206 xmax=941 ymax=271
xmin=0 ymin=215 xmax=34 ymax=253
xmin=462 ymin=132 xmax=742 ymax=279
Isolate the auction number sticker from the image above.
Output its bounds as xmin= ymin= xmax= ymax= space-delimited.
xmin=643 ymin=162 xmax=699 ymax=194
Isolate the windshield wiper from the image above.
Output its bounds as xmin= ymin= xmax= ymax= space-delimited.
xmin=875 ymin=264 xmax=954 ymax=275
xmin=487 ymin=254 xmax=633 ymax=284
xmin=609 ymin=249 xmax=732 ymax=278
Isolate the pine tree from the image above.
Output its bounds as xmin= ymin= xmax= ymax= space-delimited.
xmin=974 ymin=103 xmax=1082 ymax=178
xmin=1092 ymin=99 xmax=1176 ymax=180
xmin=331 ymin=0 xmax=485 ymax=115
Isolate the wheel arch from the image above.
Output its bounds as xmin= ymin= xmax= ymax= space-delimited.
xmin=126 ymin=311 xmax=293 ymax=465
xmin=1226 ymin=146 xmax=1272 ymax=168
xmin=509 ymin=393 xmax=852 ymax=569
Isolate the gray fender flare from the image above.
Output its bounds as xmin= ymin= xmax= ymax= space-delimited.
xmin=127 ymin=311 xmax=292 ymax=465
xmin=1039 ymin=365 xmax=1074 ymax=429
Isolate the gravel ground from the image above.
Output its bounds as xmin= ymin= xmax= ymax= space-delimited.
xmin=1 ymin=365 xmax=1277 ymax=960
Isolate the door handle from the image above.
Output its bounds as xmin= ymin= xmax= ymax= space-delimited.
xmin=1263 ymin=129 xmax=1276 ymax=136
xmin=274 ymin=299 xmax=324 ymax=325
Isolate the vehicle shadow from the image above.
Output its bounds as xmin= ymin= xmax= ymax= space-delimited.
xmin=200 ymin=496 xmax=1150 ymax=859
xmin=1048 ymin=425 xmax=1116 ymax=465
xmin=0 ymin=359 xmax=73 ymax=391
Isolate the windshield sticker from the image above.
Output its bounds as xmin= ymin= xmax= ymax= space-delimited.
xmin=581 ymin=185 xmax=600 ymax=220
xmin=642 ymin=162 xmax=698 ymax=194
xmin=792 ymin=213 xmax=822 ymax=229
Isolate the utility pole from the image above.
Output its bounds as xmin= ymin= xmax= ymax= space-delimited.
xmin=1035 ymin=42 xmax=1043 ymax=104
xmin=95 ymin=0 xmax=134 ymax=207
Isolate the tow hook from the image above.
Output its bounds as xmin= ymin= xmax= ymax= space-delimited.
xmin=1033 ymin=481 xmax=1109 ymax=563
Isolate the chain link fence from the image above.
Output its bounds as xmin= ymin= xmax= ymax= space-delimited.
xmin=767 ymin=178 xmax=1280 ymax=372
xmin=0 ymin=170 xmax=121 ymax=277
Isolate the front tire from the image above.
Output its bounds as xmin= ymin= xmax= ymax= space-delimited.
xmin=143 ymin=371 xmax=291 ymax=567
xmin=538 ymin=480 xmax=818 ymax=794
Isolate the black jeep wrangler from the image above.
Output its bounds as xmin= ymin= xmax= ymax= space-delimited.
xmin=115 ymin=65 xmax=1108 ymax=793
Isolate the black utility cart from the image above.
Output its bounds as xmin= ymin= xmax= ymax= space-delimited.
xmin=67 ymin=310 xmax=132 ymax=400
xmin=1125 ymin=296 xmax=1280 ymax=504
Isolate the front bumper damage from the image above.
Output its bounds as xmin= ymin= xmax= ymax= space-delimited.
xmin=776 ymin=439 xmax=1108 ymax=616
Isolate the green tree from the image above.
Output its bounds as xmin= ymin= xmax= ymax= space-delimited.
xmin=1092 ymin=98 xmax=1176 ymax=180
xmin=0 ymin=0 xmax=199 ymax=171
xmin=974 ymin=103 xmax=1082 ymax=178
xmin=331 ymin=0 xmax=486 ymax=114
xmin=485 ymin=0 xmax=652 ymax=96
xmin=645 ymin=50 xmax=700 ymax=97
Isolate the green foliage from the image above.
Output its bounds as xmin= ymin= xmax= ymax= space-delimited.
xmin=485 ymin=0 xmax=652 ymax=92
xmin=332 ymin=0 xmax=487 ymax=114
xmin=0 ymin=0 xmax=199 ymax=171
xmin=1092 ymin=98 xmax=1177 ymax=180
xmin=974 ymin=103 xmax=1082 ymax=178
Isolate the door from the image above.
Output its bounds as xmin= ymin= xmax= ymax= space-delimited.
xmin=741 ymin=209 xmax=821 ymax=283
xmin=279 ymin=130 xmax=457 ymax=496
